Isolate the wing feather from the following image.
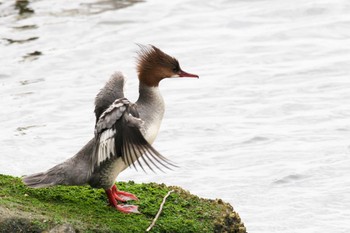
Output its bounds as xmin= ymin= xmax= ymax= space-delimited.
xmin=121 ymin=120 xmax=176 ymax=172
xmin=123 ymin=132 xmax=138 ymax=171
xmin=92 ymin=97 xmax=176 ymax=173
xmin=95 ymin=72 xmax=126 ymax=121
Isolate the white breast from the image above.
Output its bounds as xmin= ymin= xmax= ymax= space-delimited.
xmin=144 ymin=119 xmax=162 ymax=144
xmin=136 ymin=85 xmax=165 ymax=145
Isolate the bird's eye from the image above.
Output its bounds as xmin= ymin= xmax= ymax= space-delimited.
xmin=172 ymin=66 xmax=179 ymax=73
xmin=172 ymin=60 xmax=180 ymax=73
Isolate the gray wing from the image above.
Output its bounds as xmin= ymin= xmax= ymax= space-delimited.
xmin=94 ymin=72 xmax=126 ymax=121
xmin=92 ymin=97 xmax=175 ymax=173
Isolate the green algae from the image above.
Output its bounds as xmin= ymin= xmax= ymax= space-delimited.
xmin=0 ymin=174 xmax=246 ymax=232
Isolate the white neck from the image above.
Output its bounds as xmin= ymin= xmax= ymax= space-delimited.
xmin=136 ymin=83 xmax=165 ymax=144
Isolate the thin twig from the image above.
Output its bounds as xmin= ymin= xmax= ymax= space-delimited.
xmin=146 ymin=190 xmax=174 ymax=232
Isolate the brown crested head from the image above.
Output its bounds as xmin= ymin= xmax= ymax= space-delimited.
xmin=136 ymin=44 xmax=198 ymax=87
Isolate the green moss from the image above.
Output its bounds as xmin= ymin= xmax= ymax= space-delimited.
xmin=0 ymin=174 xmax=246 ymax=233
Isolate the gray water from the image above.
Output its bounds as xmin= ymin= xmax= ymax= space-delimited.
xmin=1 ymin=0 xmax=350 ymax=232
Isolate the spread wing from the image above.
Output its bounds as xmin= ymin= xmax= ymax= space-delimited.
xmin=92 ymin=97 xmax=175 ymax=173
xmin=94 ymin=72 xmax=126 ymax=122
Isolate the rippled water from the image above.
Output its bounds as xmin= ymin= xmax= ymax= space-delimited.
xmin=1 ymin=0 xmax=350 ymax=232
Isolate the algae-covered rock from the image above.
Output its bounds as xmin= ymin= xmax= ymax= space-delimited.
xmin=48 ymin=223 xmax=76 ymax=233
xmin=0 ymin=174 xmax=246 ymax=233
xmin=0 ymin=217 xmax=42 ymax=233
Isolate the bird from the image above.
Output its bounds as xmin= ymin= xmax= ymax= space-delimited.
xmin=23 ymin=45 xmax=199 ymax=213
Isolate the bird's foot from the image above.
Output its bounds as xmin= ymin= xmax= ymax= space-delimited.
xmin=111 ymin=184 xmax=139 ymax=202
xmin=116 ymin=204 xmax=140 ymax=214
xmin=105 ymin=185 xmax=139 ymax=214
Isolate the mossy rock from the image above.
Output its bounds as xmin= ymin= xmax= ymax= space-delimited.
xmin=0 ymin=174 xmax=246 ymax=232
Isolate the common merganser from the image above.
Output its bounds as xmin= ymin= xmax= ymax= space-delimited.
xmin=23 ymin=45 xmax=198 ymax=213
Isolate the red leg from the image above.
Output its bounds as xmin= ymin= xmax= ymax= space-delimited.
xmin=106 ymin=188 xmax=118 ymax=207
xmin=105 ymin=185 xmax=139 ymax=214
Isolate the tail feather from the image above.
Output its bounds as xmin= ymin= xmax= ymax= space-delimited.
xmin=23 ymin=164 xmax=65 ymax=188
xmin=22 ymin=172 xmax=58 ymax=188
xmin=23 ymin=139 xmax=95 ymax=188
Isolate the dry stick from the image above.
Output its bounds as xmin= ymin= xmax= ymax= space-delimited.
xmin=146 ymin=190 xmax=174 ymax=232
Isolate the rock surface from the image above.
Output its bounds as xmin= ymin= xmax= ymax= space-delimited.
xmin=0 ymin=174 xmax=246 ymax=233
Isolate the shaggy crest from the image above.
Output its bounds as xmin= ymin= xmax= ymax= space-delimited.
xmin=136 ymin=44 xmax=180 ymax=86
